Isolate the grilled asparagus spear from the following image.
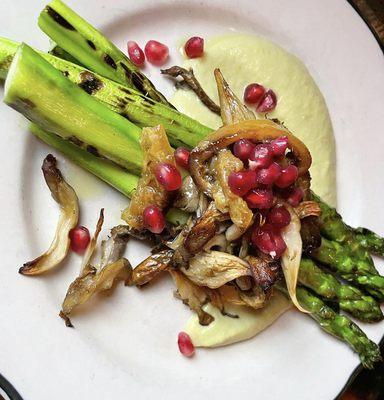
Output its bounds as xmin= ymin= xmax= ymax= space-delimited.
xmin=38 ymin=0 xmax=170 ymax=106
xmin=313 ymin=192 xmax=384 ymax=258
xmin=299 ymin=258 xmax=383 ymax=322
xmin=4 ymin=43 xmax=143 ymax=174
xmin=30 ymin=124 xmax=138 ymax=197
xmin=295 ymin=286 xmax=381 ymax=369
xmin=0 ymin=37 xmax=210 ymax=148
xmin=311 ymin=238 xmax=384 ymax=300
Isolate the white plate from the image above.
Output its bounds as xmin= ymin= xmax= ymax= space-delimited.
xmin=0 ymin=0 xmax=383 ymax=399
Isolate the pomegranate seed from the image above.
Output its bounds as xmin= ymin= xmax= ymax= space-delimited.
xmin=256 ymin=162 xmax=282 ymax=185
xmin=252 ymin=224 xmax=287 ymax=258
xmin=257 ymin=89 xmax=277 ymax=113
xmin=155 ymin=162 xmax=182 ymax=191
xmin=174 ymin=147 xmax=190 ymax=170
xmin=144 ymin=40 xmax=169 ymax=66
xmin=244 ymin=188 xmax=274 ymax=209
xmin=244 ymin=83 xmax=266 ymax=105
xmin=267 ymin=206 xmax=291 ymax=228
xmin=127 ymin=41 xmax=145 ymax=67
xmin=184 ymin=36 xmax=204 ymax=58
xmin=178 ymin=332 xmax=195 ymax=357
xmin=143 ymin=205 xmax=165 ymax=234
xmin=275 ymin=165 xmax=299 ymax=188
xmin=284 ymin=187 xmax=304 ymax=207
xmin=69 ymin=226 xmax=90 ymax=254
xmin=271 ymin=136 xmax=288 ymax=157
xmin=228 ymin=170 xmax=257 ymax=196
xmin=233 ymin=139 xmax=255 ymax=162
xmin=249 ymin=144 xmax=274 ymax=170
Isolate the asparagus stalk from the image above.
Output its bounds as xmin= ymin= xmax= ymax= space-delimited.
xmin=30 ymin=124 xmax=139 ymax=197
xmin=38 ymin=0 xmax=170 ymax=106
xmin=299 ymin=258 xmax=383 ymax=322
xmin=0 ymin=37 xmax=210 ymax=148
xmin=294 ymin=286 xmax=381 ymax=369
xmin=49 ymin=43 xmax=83 ymax=65
xmin=354 ymin=227 xmax=384 ymax=257
xmin=0 ymin=37 xmax=17 ymax=79
xmin=313 ymin=192 xmax=384 ymax=258
xmin=311 ymin=238 xmax=384 ymax=300
xmin=4 ymin=43 xmax=144 ymax=174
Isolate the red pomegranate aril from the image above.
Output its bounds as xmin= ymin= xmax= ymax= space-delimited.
xmin=174 ymin=147 xmax=190 ymax=170
xmin=257 ymin=89 xmax=277 ymax=113
xmin=256 ymin=162 xmax=282 ymax=185
xmin=155 ymin=162 xmax=182 ymax=191
xmin=178 ymin=332 xmax=195 ymax=357
xmin=143 ymin=205 xmax=165 ymax=234
xmin=228 ymin=170 xmax=257 ymax=196
xmin=267 ymin=206 xmax=291 ymax=228
xmin=249 ymin=144 xmax=274 ymax=170
xmin=251 ymin=224 xmax=287 ymax=259
xmin=284 ymin=187 xmax=304 ymax=207
xmin=271 ymin=136 xmax=288 ymax=157
xmin=69 ymin=226 xmax=90 ymax=254
xmin=184 ymin=36 xmax=204 ymax=58
xmin=233 ymin=139 xmax=255 ymax=162
xmin=127 ymin=41 xmax=145 ymax=67
xmin=144 ymin=40 xmax=169 ymax=66
xmin=244 ymin=83 xmax=266 ymax=105
xmin=245 ymin=188 xmax=274 ymax=209
xmin=275 ymin=165 xmax=299 ymax=188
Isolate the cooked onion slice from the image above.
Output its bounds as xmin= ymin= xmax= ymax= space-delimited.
xmin=122 ymin=125 xmax=175 ymax=230
xmin=60 ymin=211 xmax=132 ymax=326
xmin=130 ymin=249 xmax=173 ymax=286
xmin=20 ymin=154 xmax=79 ymax=275
xmin=181 ymin=251 xmax=250 ymax=289
xmin=214 ymin=68 xmax=255 ymax=125
xmin=280 ymin=204 xmax=308 ymax=312
xmin=295 ymin=201 xmax=321 ymax=219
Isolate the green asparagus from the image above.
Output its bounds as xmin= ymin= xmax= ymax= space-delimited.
xmin=353 ymin=227 xmax=384 ymax=257
xmin=4 ymin=43 xmax=143 ymax=174
xmin=0 ymin=37 xmax=210 ymax=148
xmin=299 ymin=258 xmax=383 ymax=322
xmin=38 ymin=0 xmax=170 ymax=106
xmin=295 ymin=286 xmax=381 ymax=369
xmin=30 ymin=124 xmax=139 ymax=197
xmin=313 ymin=192 xmax=384 ymax=258
xmin=311 ymin=238 xmax=384 ymax=300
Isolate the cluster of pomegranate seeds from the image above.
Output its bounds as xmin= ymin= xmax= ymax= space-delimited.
xmin=174 ymin=147 xmax=190 ymax=170
xmin=243 ymin=83 xmax=277 ymax=113
xmin=283 ymin=186 xmax=304 ymax=207
xmin=155 ymin=162 xmax=182 ymax=191
xmin=144 ymin=40 xmax=169 ymax=66
xmin=143 ymin=205 xmax=166 ymax=234
xmin=184 ymin=36 xmax=204 ymax=58
xmin=228 ymin=136 xmax=302 ymax=258
xmin=178 ymin=332 xmax=195 ymax=357
xmin=251 ymin=223 xmax=287 ymax=259
xmin=127 ymin=41 xmax=145 ymax=67
xmin=69 ymin=226 xmax=90 ymax=254
xmin=228 ymin=170 xmax=257 ymax=197
xmin=233 ymin=138 xmax=254 ymax=161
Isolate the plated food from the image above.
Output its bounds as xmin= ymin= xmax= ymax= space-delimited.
xmin=1 ymin=0 xmax=383 ymax=372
